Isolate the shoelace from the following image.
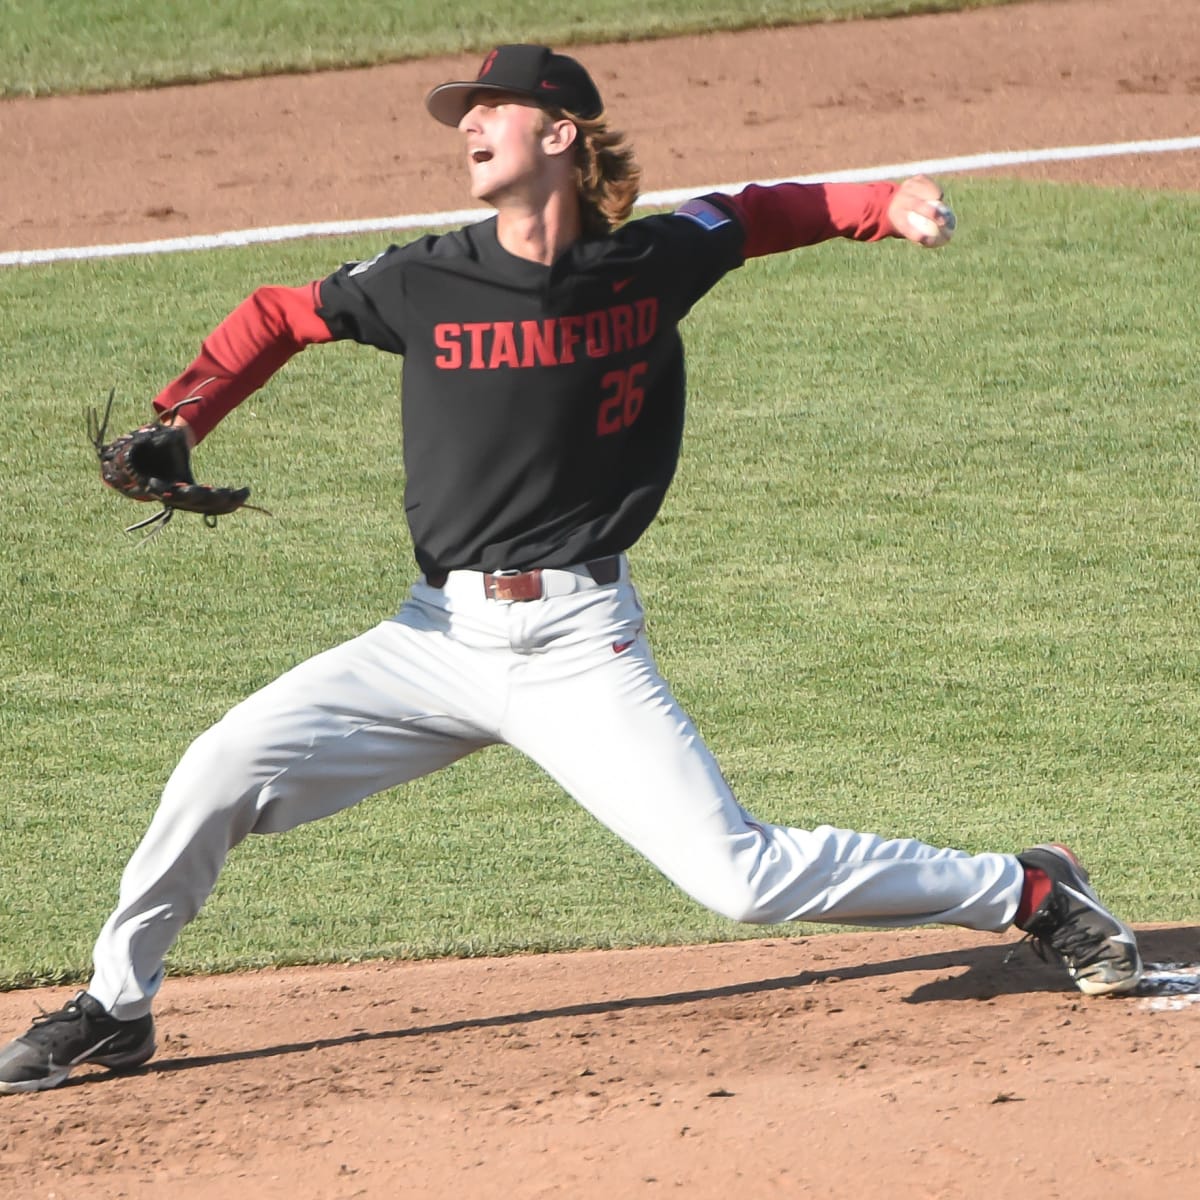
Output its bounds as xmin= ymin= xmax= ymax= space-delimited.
xmin=30 ymin=997 xmax=85 ymax=1028
xmin=1031 ymin=891 xmax=1122 ymax=969
xmin=1007 ymin=891 xmax=1111 ymax=969
xmin=1044 ymin=920 xmax=1114 ymax=968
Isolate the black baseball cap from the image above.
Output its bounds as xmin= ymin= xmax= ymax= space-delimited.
xmin=425 ymin=44 xmax=604 ymax=126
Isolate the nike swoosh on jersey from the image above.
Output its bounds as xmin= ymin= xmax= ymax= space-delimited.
xmin=612 ymin=638 xmax=637 ymax=654
xmin=612 ymin=276 xmax=635 ymax=293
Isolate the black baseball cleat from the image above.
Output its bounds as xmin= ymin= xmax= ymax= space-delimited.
xmin=0 ymin=991 xmax=155 ymax=1094
xmin=1016 ymin=843 xmax=1143 ymax=996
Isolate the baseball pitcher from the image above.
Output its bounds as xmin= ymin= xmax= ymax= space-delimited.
xmin=0 ymin=44 xmax=1140 ymax=1095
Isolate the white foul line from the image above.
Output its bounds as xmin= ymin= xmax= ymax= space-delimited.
xmin=2 ymin=135 xmax=1197 ymax=268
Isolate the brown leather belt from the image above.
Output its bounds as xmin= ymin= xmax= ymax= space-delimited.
xmin=425 ymin=555 xmax=620 ymax=601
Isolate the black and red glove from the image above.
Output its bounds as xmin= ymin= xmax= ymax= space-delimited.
xmin=88 ymin=390 xmax=254 ymax=535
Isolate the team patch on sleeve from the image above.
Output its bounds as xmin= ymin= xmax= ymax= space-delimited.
xmin=348 ymin=248 xmax=389 ymax=277
xmin=674 ymin=198 xmax=733 ymax=231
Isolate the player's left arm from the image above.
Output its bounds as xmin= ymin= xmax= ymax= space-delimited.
xmin=151 ymin=283 xmax=334 ymax=444
xmin=724 ymin=174 xmax=954 ymax=258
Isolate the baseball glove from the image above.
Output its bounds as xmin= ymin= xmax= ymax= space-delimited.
xmin=87 ymin=388 xmax=259 ymax=537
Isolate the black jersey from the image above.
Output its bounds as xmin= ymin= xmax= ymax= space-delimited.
xmin=315 ymin=200 xmax=745 ymax=574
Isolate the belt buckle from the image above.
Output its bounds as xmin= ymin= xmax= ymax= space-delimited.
xmin=484 ymin=568 xmax=544 ymax=603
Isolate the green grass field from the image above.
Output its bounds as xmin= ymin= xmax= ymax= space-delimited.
xmin=2 ymin=177 xmax=1197 ymax=989
xmin=3 ymin=0 xmax=1020 ymax=96
xmin=2 ymin=2 xmax=1196 ymax=991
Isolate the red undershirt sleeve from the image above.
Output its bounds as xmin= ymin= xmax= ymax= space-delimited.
xmin=726 ymin=181 xmax=900 ymax=259
xmin=151 ymin=281 xmax=334 ymax=443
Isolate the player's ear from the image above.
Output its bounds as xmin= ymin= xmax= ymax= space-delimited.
xmin=540 ymin=116 xmax=578 ymax=158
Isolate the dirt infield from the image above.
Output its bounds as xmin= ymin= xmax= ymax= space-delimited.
xmin=2 ymin=2 xmax=1198 ymax=1196
xmin=3 ymin=928 xmax=1199 ymax=1198
xmin=1 ymin=0 xmax=1196 ymax=252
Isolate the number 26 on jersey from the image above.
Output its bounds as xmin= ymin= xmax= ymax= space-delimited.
xmin=597 ymin=362 xmax=647 ymax=436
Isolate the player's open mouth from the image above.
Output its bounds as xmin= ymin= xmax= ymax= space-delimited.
xmin=470 ymin=148 xmax=493 ymax=164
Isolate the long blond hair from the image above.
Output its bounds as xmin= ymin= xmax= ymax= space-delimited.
xmin=548 ymin=110 xmax=642 ymax=236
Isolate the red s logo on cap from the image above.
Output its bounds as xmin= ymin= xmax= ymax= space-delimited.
xmin=478 ymin=50 xmax=498 ymax=78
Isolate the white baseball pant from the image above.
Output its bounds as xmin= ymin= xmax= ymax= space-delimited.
xmin=89 ymin=557 xmax=1023 ymax=1018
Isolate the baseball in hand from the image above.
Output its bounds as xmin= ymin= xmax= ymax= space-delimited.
xmin=907 ymin=201 xmax=957 ymax=247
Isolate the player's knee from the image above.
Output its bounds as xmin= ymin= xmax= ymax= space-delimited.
xmin=160 ymin=715 xmax=279 ymax=819
xmin=692 ymin=873 xmax=781 ymax=925
xmin=667 ymin=833 xmax=805 ymax=925
xmin=718 ymin=893 xmax=780 ymax=925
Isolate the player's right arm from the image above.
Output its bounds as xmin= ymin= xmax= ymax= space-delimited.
xmin=648 ymin=180 xmax=909 ymax=314
xmin=722 ymin=174 xmax=950 ymax=257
